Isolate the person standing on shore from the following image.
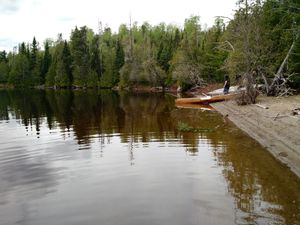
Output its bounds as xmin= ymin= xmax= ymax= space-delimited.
xmin=223 ymin=74 xmax=230 ymax=94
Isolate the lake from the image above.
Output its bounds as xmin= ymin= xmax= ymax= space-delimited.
xmin=0 ymin=89 xmax=299 ymax=225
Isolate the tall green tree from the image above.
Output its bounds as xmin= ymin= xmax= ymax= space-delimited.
xmin=115 ymin=39 xmax=124 ymax=73
xmin=41 ymin=41 xmax=51 ymax=84
xmin=8 ymin=54 xmax=30 ymax=86
xmin=90 ymin=35 xmax=103 ymax=80
xmin=202 ymin=18 xmax=227 ymax=82
xmin=0 ymin=51 xmax=9 ymax=83
xmin=170 ymin=16 xmax=204 ymax=89
xmin=55 ymin=41 xmax=72 ymax=87
xmin=0 ymin=62 xmax=9 ymax=83
xmin=46 ymin=34 xmax=63 ymax=87
xmin=99 ymin=27 xmax=117 ymax=87
xmin=29 ymin=37 xmax=41 ymax=86
xmin=70 ymin=26 xmax=90 ymax=87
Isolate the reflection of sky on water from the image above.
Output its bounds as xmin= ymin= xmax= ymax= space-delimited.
xmin=1 ymin=116 xmax=234 ymax=225
xmin=0 ymin=90 xmax=299 ymax=225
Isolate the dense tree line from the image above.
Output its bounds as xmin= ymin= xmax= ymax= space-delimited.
xmin=0 ymin=0 xmax=299 ymax=91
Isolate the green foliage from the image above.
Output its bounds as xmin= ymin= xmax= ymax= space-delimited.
xmin=87 ymin=69 xmax=98 ymax=87
xmin=90 ymin=35 xmax=103 ymax=79
xmin=119 ymin=63 xmax=132 ymax=87
xmin=115 ymin=39 xmax=124 ymax=72
xmin=45 ymin=59 xmax=56 ymax=87
xmin=0 ymin=62 xmax=9 ymax=83
xmin=170 ymin=16 xmax=206 ymax=88
xmin=41 ymin=41 xmax=51 ymax=84
xmin=177 ymin=121 xmax=213 ymax=132
xmin=45 ymin=38 xmax=72 ymax=88
xmin=143 ymin=58 xmax=168 ymax=87
xmin=3 ymin=1 xmax=300 ymax=90
xmin=19 ymin=43 xmax=27 ymax=55
xmin=0 ymin=51 xmax=9 ymax=83
xmin=202 ymin=18 xmax=228 ymax=82
xmin=70 ymin=26 xmax=90 ymax=87
xmin=30 ymin=65 xmax=41 ymax=86
xmin=0 ymin=51 xmax=8 ymax=62
xmin=224 ymin=0 xmax=299 ymax=90
xmin=30 ymin=37 xmax=38 ymax=70
xmin=8 ymin=54 xmax=30 ymax=87
xmin=55 ymin=41 xmax=72 ymax=87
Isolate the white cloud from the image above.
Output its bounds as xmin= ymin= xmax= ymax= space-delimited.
xmin=0 ymin=0 xmax=237 ymax=51
xmin=0 ymin=0 xmax=23 ymax=14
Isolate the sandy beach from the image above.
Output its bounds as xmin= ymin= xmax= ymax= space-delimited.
xmin=212 ymin=95 xmax=300 ymax=177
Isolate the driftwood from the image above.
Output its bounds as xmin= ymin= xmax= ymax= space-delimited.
xmin=255 ymin=104 xmax=269 ymax=109
xmin=273 ymin=113 xmax=280 ymax=121
xmin=274 ymin=41 xmax=295 ymax=82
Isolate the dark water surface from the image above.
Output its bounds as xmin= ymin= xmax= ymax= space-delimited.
xmin=0 ymin=89 xmax=299 ymax=225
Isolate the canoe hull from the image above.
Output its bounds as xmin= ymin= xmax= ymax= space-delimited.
xmin=175 ymin=94 xmax=237 ymax=105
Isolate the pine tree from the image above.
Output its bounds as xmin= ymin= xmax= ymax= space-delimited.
xmin=0 ymin=51 xmax=9 ymax=83
xmin=70 ymin=26 xmax=90 ymax=87
xmin=29 ymin=37 xmax=41 ymax=86
xmin=41 ymin=41 xmax=51 ymax=84
xmin=30 ymin=37 xmax=38 ymax=69
xmin=90 ymin=35 xmax=103 ymax=80
xmin=55 ymin=41 xmax=72 ymax=87
xmin=19 ymin=43 xmax=27 ymax=55
xmin=115 ymin=39 xmax=125 ymax=73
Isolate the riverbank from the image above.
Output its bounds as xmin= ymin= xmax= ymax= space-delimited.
xmin=212 ymin=95 xmax=300 ymax=177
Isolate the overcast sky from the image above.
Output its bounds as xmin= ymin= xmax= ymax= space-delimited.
xmin=0 ymin=0 xmax=237 ymax=52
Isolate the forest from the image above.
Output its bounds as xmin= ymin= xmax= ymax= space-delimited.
xmin=0 ymin=0 xmax=299 ymax=94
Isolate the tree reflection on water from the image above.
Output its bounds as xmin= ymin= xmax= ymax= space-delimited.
xmin=0 ymin=89 xmax=299 ymax=225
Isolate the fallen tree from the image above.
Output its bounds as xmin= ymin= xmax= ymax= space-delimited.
xmin=260 ymin=36 xmax=298 ymax=96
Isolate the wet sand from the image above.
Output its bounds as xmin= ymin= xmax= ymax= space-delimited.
xmin=212 ymin=95 xmax=300 ymax=177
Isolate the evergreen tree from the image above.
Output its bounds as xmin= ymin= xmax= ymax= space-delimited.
xmin=55 ymin=41 xmax=72 ymax=87
xmin=170 ymin=16 xmax=204 ymax=89
xmin=202 ymin=18 xmax=227 ymax=81
xmin=157 ymin=40 xmax=172 ymax=72
xmin=115 ymin=39 xmax=125 ymax=73
xmin=0 ymin=62 xmax=9 ymax=83
xmin=30 ymin=37 xmax=38 ymax=70
xmin=19 ymin=43 xmax=27 ymax=55
xmin=0 ymin=51 xmax=7 ymax=62
xmin=2 ymin=4 xmax=300 ymax=90
xmin=29 ymin=37 xmax=41 ymax=86
xmin=45 ymin=35 xmax=63 ymax=87
xmin=90 ymin=35 xmax=103 ymax=80
xmin=0 ymin=51 xmax=9 ymax=83
xmin=70 ymin=26 xmax=90 ymax=87
xmin=99 ymin=26 xmax=118 ymax=87
xmin=41 ymin=41 xmax=51 ymax=84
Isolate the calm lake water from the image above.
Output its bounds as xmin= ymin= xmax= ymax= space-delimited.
xmin=0 ymin=89 xmax=299 ymax=225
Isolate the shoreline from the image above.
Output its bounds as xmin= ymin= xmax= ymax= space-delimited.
xmin=211 ymin=95 xmax=300 ymax=177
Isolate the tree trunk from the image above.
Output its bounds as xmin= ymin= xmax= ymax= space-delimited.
xmin=270 ymin=40 xmax=295 ymax=88
xmin=268 ymin=38 xmax=297 ymax=96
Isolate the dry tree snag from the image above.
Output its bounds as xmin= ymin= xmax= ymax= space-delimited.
xmin=261 ymin=38 xmax=297 ymax=96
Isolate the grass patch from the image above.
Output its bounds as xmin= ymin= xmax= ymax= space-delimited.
xmin=177 ymin=121 xmax=213 ymax=132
